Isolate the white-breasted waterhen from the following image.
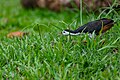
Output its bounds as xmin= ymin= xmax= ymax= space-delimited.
xmin=62 ymin=18 xmax=115 ymax=36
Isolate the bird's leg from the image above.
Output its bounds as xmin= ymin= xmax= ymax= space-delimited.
xmin=88 ymin=32 xmax=96 ymax=38
xmin=88 ymin=33 xmax=93 ymax=38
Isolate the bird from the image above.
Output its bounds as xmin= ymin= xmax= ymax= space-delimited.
xmin=62 ymin=18 xmax=115 ymax=37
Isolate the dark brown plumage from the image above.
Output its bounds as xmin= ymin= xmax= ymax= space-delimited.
xmin=62 ymin=18 xmax=115 ymax=36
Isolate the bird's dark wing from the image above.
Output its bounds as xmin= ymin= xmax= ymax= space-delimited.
xmin=73 ymin=18 xmax=114 ymax=35
xmin=74 ymin=20 xmax=102 ymax=34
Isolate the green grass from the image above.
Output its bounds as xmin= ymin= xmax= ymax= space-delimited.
xmin=0 ymin=0 xmax=120 ymax=79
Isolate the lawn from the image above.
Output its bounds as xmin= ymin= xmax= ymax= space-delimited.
xmin=0 ymin=0 xmax=120 ymax=80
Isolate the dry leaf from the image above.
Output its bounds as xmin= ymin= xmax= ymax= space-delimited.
xmin=7 ymin=31 xmax=29 ymax=38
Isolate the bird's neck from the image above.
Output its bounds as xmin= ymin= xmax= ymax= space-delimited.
xmin=69 ymin=32 xmax=80 ymax=35
xmin=66 ymin=30 xmax=80 ymax=35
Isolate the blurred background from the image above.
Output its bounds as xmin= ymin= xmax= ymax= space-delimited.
xmin=0 ymin=0 xmax=120 ymax=37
